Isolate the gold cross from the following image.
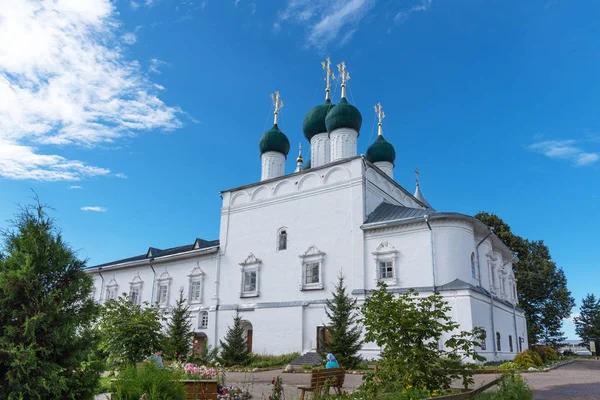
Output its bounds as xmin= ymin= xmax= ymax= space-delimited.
xmin=337 ymin=61 xmax=350 ymax=98
xmin=415 ymin=168 xmax=420 ymax=186
xmin=321 ymin=57 xmax=335 ymax=100
xmin=270 ymin=91 xmax=284 ymax=125
xmin=374 ymin=103 xmax=385 ymax=135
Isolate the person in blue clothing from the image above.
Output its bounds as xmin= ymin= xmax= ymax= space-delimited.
xmin=325 ymin=353 xmax=339 ymax=368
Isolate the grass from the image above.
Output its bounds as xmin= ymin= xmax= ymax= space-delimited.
xmin=96 ymin=375 xmax=113 ymax=395
xmin=248 ymin=352 xmax=300 ymax=369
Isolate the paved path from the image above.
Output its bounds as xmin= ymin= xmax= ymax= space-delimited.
xmin=524 ymin=359 xmax=600 ymax=400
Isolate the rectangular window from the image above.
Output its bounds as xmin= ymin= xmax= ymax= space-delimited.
xmin=199 ymin=311 xmax=209 ymax=329
xmin=509 ymin=335 xmax=514 ymax=352
xmin=157 ymin=284 xmax=168 ymax=304
xmin=190 ymin=281 xmax=202 ymax=303
xmin=305 ymin=263 xmax=320 ymax=284
xmin=379 ymin=261 xmax=394 ymax=279
xmin=129 ymin=287 xmax=140 ymax=305
xmin=479 ymin=328 xmax=487 ymax=350
xmin=106 ymin=288 xmax=117 ymax=301
xmin=496 ymin=332 xmax=502 ymax=351
xmin=243 ymin=271 xmax=257 ymax=293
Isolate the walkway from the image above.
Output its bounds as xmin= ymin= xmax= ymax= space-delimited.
xmin=525 ymin=359 xmax=600 ymax=400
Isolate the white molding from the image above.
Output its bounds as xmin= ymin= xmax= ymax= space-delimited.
xmin=299 ymin=245 xmax=325 ymax=291
xmin=128 ymin=274 xmax=143 ymax=305
xmin=156 ymin=270 xmax=172 ymax=308
xmin=239 ymin=253 xmax=261 ymax=298
xmin=188 ymin=264 xmax=205 ymax=305
xmin=372 ymin=242 xmax=399 ymax=285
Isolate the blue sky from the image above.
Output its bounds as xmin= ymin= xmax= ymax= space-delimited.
xmin=1 ymin=0 xmax=599 ymax=339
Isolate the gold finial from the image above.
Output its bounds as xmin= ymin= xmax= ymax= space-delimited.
xmin=374 ymin=102 xmax=385 ymax=136
xmin=297 ymin=143 xmax=303 ymax=163
xmin=415 ymin=168 xmax=420 ymax=187
xmin=270 ymin=91 xmax=284 ymax=125
xmin=337 ymin=61 xmax=350 ymax=98
xmin=321 ymin=57 xmax=335 ymax=100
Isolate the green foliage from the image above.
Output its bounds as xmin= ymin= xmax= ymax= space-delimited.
xmin=166 ymin=290 xmax=193 ymax=361
xmin=360 ymin=283 xmax=485 ymax=392
xmin=111 ymin=363 xmax=185 ymax=400
xmin=270 ymin=376 xmax=284 ymax=400
xmin=475 ymin=212 xmax=575 ymax=347
xmin=574 ymin=294 xmax=600 ymax=347
xmin=321 ymin=273 xmax=363 ymax=369
xmin=531 ymin=345 xmax=558 ymax=364
xmin=474 ymin=373 xmax=533 ymax=400
xmin=0 ymin=201 xmax=101 ymax=399
xmin=498 ymin=362 xmax=519 ymax=371
xmin=513 ymin=350 xmax=540 ymax=369
xmin=219 ymin=311 xmax=250 ymax=366
xmin=248 ymin=352 xmax=299 ymax=368
xmin=99 ymin=294 xmax=165 ymax=367
xmin=187 ymin=343 xmax=220 ymax=366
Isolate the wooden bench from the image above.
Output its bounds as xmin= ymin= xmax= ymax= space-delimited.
xmin=297 ymin=368 xmax=345 ymax=400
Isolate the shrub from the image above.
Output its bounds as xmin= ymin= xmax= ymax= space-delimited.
xmin=525 ymin=350 xmax=543 ymax=366
xmin=498 ymin=362 xmax=519 ymax=371
xmin=474 ymin=373 xmax=533 ymax=400
xmin=532 ymin=345 xmax=558 ymax=364
xmin=111 ymin=363 xmax=185 ymax=400
xmin=513 ymin=352 xmax=535 ymax=369
xmin=248 ymin=352 xmax=300 ymax=368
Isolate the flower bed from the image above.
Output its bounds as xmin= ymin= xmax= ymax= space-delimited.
xmin=170 ymin=362 xmax=251 ymax=400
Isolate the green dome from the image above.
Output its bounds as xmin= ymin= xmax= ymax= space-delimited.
xmin=325 ymin=97 xmax=362 ymax=135
xmin=259 ymin=124 xmax=290 ymax=156
xmin=302 ymin=99 xmax=334 ymax=141
xmin=366 ymin=135 xmax=396 ymax=165
xmin=303 ymin=159 xmax=311 ymax=169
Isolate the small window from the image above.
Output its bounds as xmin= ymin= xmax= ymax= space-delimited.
xmin=243 ymin=271 xmax=257 ymax=293
xmin=305 ymin=262 xmax=320 ymax=284
xmin=379 ymin=261 xmax=394 ymax=279
xmin=519 ymin=337 xmax=523 ymax=352
xmin=509 ymin=335 xmax=514 ymax=352
xmin=278 ymin=230 xmax=287 ymax=251
xmin=129 ymin=287 xmax=140 ymax=305
xmin=479 ymin=328 xmax=487 ymax=350
xmin=471 ymin=252 xmax=476 ymax=279
xmin=513 ymin=284 xmax=517 ymax=300
xmin=496 ymin=332 xmax=501 ymax=351
xmin=106 ymin=288 xmax=117 ymax=301
xmin=199 ymin=311 xmax=209 ymax=329
xmin=157 ymin=283 xmax=169 ymax=304
xmin=190 ymin=281 xmax=202 ymax=303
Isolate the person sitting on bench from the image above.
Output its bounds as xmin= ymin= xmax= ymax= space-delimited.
xmin=326 ymin=353 xmax=339 ymax=369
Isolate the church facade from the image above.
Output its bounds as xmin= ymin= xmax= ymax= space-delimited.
xmin=88 ymin=60 xmax=527 ymax=362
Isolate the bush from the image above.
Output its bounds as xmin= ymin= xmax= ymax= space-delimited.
xmin=513 ymin=352 xmax=535 ymax=369
xmin=525 ymin=350 xmax=543 ymax=366
xmin=532 ymin=345 xmax=559 ymax=364
xmin=111 ymin=363 xmax=185 ymax=400
xmin=498 ymin=362 xmax=519 ymax=371
xmin=248 ymin=352 xmax=299 ymax=368
xmin=474 ymin=373 xmax=533 ymax=400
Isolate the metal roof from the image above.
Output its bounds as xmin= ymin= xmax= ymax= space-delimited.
xmin=365 ymin=202 xmax=437 ymax=224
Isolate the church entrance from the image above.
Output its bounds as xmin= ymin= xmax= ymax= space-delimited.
xmin=192 ymin=332 xmax=207 ymax=356
xmin=241 ymin=320 xmax=253 ymax=353
xmin=317 ymin=326 xmax=331 ymax=352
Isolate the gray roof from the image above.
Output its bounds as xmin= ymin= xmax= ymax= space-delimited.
xmin=88 ymin=238 xmax=219 ymax=269
xmin=365 ymin=202 xmax=437 ymax=224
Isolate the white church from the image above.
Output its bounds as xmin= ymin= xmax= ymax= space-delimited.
xmin=88 ymin=60 xmax=527 ymax=362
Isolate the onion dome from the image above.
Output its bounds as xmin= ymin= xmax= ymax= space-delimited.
xmin=259 ymin=124 xmax=290 ymax=157
xmin=325 ymin=97 xmax=362 ymax=135
xmin=366 ymin=135 xmax=396 ymax=165
xmin=302 ymin=99 xmax=334 ymax=141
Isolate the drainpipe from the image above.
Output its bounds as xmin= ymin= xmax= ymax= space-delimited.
xmin=361 ymin=156 xmax=368 ymax=222
xmin=213 ymin=253 xmax=221 ymax=346
xmin=98 ymin=267 xmax=105 ymax=302
xmin=424 ymin=215 xmax=435 ymax=291
xmin=149 ymin=258 xmax=156 ymax=304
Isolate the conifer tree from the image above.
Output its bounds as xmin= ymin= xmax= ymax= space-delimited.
xmin=0 ymin=201 xmax=101 ymax=399
xmin=321 ymin=273 xmax=363 ymax=369
xmin=166 ymin=290 xmax=193 ymax=361
xmin=219 ymin=311 xmax=250 ymax=366
xmin=574 ymin=294 xmax=600 ymax=347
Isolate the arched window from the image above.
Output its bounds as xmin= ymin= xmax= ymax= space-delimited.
xmin=509 ymin=335 xmax=513 ymax=352
xmin=496 ymin=332 xmax=502 ymax=351
xmin=471 ymin=252 xmax=476 ymax=279
xmin=199 ymin=311 xmax=209 ymax=329
xmin=278 ymin=229 xmax=287 ymax=251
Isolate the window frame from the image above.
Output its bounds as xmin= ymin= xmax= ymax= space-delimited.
xmin=509 ymin=335 xmax=514 ymax=352
xmin=199 ymin=310 xmax=209 ymax=329
xmin=372 ymin=242 xmax=399 ymax=285
xmin=239 ymin=253 xmax=261 ymax=298
xmin=471 ymin=252 xmax=477 ymax=279
xmin=155 ymin=270 xmax=172 ymax=307
xmin=299 ymin=245 xmax=325 ymax=291
xmin=188 ymin=266 xmax=205 ymax=305
xmin=129 ymin=275 xmax=143 ymax=305
xmin=277 ymin=228 xmax=288 ymax=252
xmin=105 ymin=278 xmax=118 ymax=302
xmin=479 ymin=328 xmax=487 ymax=351
xmin=496 ymin=332 xmax=502 ymax=351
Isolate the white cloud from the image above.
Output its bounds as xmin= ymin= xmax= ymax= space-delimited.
xmin=0 ymin=0 xmax=182 ymax=181
xmin=145 ymin=0 xmax=159 ymax=6
xmin=528 ymin=140 xmax=600 ymax=167
xmin=81 ymin=206 xmax=107 ymax=212
xmin=391 ymin=0 xmax=433 ymax=30
xmin=277 ymin=0 xmax=376 ymax=49
xmin=70 ymin=185 xmax=83 ymax=189
xmin=122 ymin=32 xmax=137 ymax=44
xmin=130 ymin=1 xmax=140 ymax=10
xmin=149 ymin=58 xmax=168 ymax=74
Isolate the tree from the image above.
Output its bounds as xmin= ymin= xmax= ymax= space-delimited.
xmin=361 ymin=283 xmax=484 ymax=392
xmin=321 ymin=273 xmax=363 ymax=369
xmin=166 ymin=290 xmax=193 ymax=361
xmin=99 ymin=294 xmax=165 ymax=367
xmin=219 ymin=311 xmax=250 ymax=366
xmin=574 ymin=294 xmax=600 ymax=347
xmin=0 ymin=201 xmax=101 ymax=399
xmin=475 ymin=212 xmax=574 ymax=346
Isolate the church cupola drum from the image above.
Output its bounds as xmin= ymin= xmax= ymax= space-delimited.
xmin=366 ymin=102 xmax=396 ymax=179
xmin=302 ymin=58 xmax=336 ymax=168
xmin=259 ymin=91 xmax=290 ymax=181
xmin=326 ymin=62 xmax=362 ymax=161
